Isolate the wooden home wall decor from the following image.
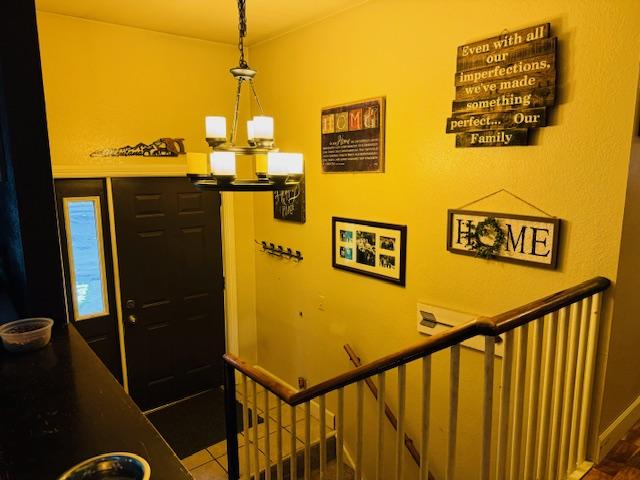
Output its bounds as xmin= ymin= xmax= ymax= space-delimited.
xmin=446 ymin=24 xmax=557 ymax=147
xmin=447 ymin=209 xmax=561 ymax=269
xmin=321 ymin=97 xmax=385 ymax=172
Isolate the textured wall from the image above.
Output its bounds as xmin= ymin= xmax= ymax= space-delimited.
xmin=249 ymin=0 xmax=640 ymax=476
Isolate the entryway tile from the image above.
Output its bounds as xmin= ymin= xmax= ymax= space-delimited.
xmin=207 ymin=433 xmax=245 ymax=458
xmin=190 ymin=459 xmax=227 ymax=480
xmin=181 ymin=449 xmax=213 ymax=470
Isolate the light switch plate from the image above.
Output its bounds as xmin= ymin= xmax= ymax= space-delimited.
xmin=416 ymin=303 xmax=503 ymax=357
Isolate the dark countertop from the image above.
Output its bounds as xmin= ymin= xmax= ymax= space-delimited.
xmin=0 ymin=324 xmax=192 ymax=480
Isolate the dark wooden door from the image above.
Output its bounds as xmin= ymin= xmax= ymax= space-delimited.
xmin=111 ymin=177 xmax=225 ymax=410
xmin=55 ymin=179 xmax=123 ymax=382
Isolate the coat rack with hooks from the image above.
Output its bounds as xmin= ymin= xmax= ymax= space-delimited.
xmin=259 ymin=241 xmax=303 ymax=261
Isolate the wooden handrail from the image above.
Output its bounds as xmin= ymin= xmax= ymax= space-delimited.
xmin=224 ymin=276 xmax=610 ymax=406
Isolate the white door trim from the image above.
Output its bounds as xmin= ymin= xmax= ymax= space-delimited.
xmin=221 ymin=192 xmax=240 ymax=355
xmin=105 ymin=177 xmax=130 ymax=393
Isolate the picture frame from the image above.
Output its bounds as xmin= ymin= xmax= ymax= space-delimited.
xmin=332 ymin=217 xmax=407 ymax=286
xmin=446 ymin=209 xmax=561 ymax=269
xmin=321 ymin=97 xmax=386 ymax=173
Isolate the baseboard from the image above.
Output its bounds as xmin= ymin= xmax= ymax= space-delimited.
xmin=598 ymin=393 xmax=640 ymax=460
xmin=568 ymin=461 xmax=594 ymax=479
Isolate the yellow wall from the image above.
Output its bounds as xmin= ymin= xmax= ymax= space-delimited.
xmin=606 ymin=74 xmax=640 ymax=431
xmin=249 ymin=0 xmax=640 ymax=475
xmin=36 ymin=12 xmax=259 ymax=360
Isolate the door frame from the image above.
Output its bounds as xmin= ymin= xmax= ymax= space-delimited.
xmin=53 ymin=166 xmax=240 ymax=394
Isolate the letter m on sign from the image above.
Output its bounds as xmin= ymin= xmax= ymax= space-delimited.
xmin=505 ymin=224 xmax=526 ymax=253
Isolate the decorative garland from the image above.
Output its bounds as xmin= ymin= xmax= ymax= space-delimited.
xmin=465 ymin=216 xmax=506 ymax=259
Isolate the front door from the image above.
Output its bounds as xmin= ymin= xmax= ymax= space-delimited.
xmin=55 ymin=178 xmax=123 ymax=383
xmin=112 ymin=177 xmax=226 ymax=410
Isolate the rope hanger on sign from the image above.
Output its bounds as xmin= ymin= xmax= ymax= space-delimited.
xmin=456 ymin=188 xmax=555 ymax=218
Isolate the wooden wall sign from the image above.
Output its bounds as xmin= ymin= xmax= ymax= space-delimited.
xmin=273 ymin=177 xmax=306 ymax=223
xmin=446 ymin=24 xmax=557 ymax=147
xmin=447 ymin=209 xmax=561 ymax=269
xmin=321 ymin=97 xmax=385 ymax=172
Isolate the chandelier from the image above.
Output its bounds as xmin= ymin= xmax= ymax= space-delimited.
xmin=189 ymin=0 xmax=303 ymax=191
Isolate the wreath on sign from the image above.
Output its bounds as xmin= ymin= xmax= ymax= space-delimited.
xmin=465 ymin=217 xmax=506 ymax=259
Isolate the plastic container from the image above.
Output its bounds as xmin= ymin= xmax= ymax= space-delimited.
xmin=0 ymin=318 xmax=54 ymax=353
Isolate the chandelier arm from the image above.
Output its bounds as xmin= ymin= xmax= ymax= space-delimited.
xmin=230 ymin=77 xmax=244 ymax=145
xmin=248 ymin=79 xmax=265 ymax=115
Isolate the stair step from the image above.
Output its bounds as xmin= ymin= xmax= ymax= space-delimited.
xmin=251 ymin=435 xmax=356 ymax=480
xmin=309 ymin=460 xmax=355 ymax=480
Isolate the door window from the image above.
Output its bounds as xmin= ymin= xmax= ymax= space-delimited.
xmin=63 ymin=197 xmax=109 ymax=320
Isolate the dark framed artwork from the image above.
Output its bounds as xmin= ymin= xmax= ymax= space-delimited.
xmin=332 ymin=217 xmax=407 ymax=286
xmin=446 ymin=209 xmax=561 ymax=269
xmin=273 ymin=177 xmax=306 ymax=223
xmin=321 ymin=97 xmax=386 ymax=172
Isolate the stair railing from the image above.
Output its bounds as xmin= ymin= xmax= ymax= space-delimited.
xmin=223 ymin=276 xmax=610 ymax=480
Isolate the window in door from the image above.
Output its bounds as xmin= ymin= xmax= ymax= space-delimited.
xmin=63 ymin=197 xmax=109 ymax=320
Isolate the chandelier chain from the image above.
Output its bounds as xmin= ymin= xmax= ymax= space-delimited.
xmin=237 ymin=0 xmax=248 ymax=68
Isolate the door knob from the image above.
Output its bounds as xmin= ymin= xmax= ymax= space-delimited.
xmin=127 ymin=314 xmax=137 ymax=326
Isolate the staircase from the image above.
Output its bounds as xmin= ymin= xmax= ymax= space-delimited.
xmin=223 ymin=277 xmax=610 ymax=480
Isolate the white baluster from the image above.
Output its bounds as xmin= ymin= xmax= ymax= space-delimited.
xmin=242 ymin=374 xmax=250 ymax=480
xmin=252 ymin=381 xmax=260 ymax=480
xmin=291 ymin=405 xmax=297 ymax=480
xmin=420 ymin=358 xmax=431 ymax=480
xmin=509 ymin=326 xmax=528 ymax=480
xmin=577 ymin=293 xmax=603 ymax=464
xmin=264 ymin=389 xmax=271 ymax=480
xmin=396 ymin=364 xmax=407 ymax=480
xmin=568 ymin=298 xmax=591 ymax=472
xmin=356 ymin=380 xmax=364 ymax=480
xmin=558 ymin=302 xmax=581 ymax=478
xmin=482 ymin=338 xmax=495 ymax=480
xmin=376 ymin=373 xmax=386 ymax=480
xmin=496 ymin=330 xmax=514 ymax=480
xmin=277 ymin=398 xmax=283 ymax=480
xmin=304 ymin=402 xmax=311 ymax=480
xmin=535 ymin=312 xmax=557 ymax=479
xmin=547 ymin=307 xmax=569 ymax=479
xmin=337 ymin=388 xmax=345 ymax=480
xmin=523 ymin=318 xmax=544 ymax=478
xmin=447 ymin=345 xmax=460 ymax=480
xmin=319 ymin=394 xmax=327 ymax=480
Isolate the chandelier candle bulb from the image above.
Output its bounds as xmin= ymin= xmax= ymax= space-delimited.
xmin=253 ymin=116 xmax=274 ymax=139
xmin=267 ymin=152 xmax=289 ymax=177
xmin=205 ymin=116 xmax=227 ymax=140
xmin=247 ymin=120 xmax=255 ymax=141
xmin=210 ymin=151 xmax=237 ymax=183
xmin=286 ymin=153 xmax=304 ymax=176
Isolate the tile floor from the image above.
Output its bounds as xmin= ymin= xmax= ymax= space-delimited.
xmin=181 ymin=388 xmax=334 ymax=480
xmin=585 ymin=418 xmax=640 ymax=479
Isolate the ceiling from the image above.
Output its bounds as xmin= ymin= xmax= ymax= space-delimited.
xmin=36 ymin=0 xmax=370 ymax=45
